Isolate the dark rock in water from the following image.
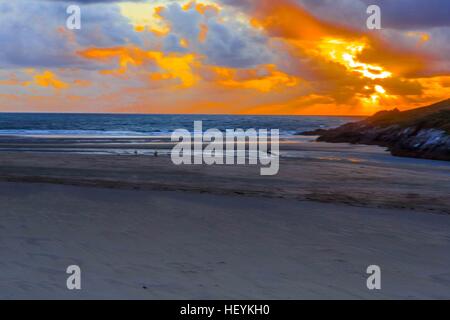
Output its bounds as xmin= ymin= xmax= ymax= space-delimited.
xmin=314 ymin=99 xmax=450 ymax=161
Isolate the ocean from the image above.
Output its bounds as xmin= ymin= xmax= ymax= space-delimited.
xmin=0 ymin=113 xmax=361 ymax=137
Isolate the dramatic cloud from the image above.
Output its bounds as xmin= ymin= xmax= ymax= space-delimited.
xmin=0 ymin=0 xmax=449 ymax=115
xmin=0 ymin=0 xmax=139 ymax=68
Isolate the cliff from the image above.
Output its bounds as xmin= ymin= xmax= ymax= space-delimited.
xmin=303 ymin=99 xmax=450 ymax=161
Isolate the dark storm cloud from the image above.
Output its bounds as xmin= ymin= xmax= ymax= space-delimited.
xmin=297 ymin=0 xmax=450 ymax=32
xmin=201 ymin=20 xmax=271 ymax=68
xmin=352 ymin=0 xmax=450 ymax=30
xmin=222 ymin=0 xmax=450 ymax=30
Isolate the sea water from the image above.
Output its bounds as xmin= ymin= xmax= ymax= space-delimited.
xmin=0 ymin=113 xmax=361 ymax=137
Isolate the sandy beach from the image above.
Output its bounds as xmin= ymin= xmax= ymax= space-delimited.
xmin=0 ymin=136 xmax=449 ymax=299
xmin=2 ymin=183 xmax=450 ymax=299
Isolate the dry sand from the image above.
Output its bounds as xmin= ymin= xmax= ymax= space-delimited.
xmin=0 ymin=136 xmax=449 ymax=299
xmin=1 ymin=182 xmax=450 ymax=299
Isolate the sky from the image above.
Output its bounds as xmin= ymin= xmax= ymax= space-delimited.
xmin=0 ymin=0 xmax=449 ymax=115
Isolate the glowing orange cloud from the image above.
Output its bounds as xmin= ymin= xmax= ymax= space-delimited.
xmin=24 ymin=70 xmax=69 ymax=89
xmin=79 ymin=44 xmax=300 ymax=93
xmin=199 ymin=23 xmax=208 ymax=43
xmin=317 ymin=39 xmax=392 ymax=80
xmin=149 ymin=6 xmax=171 ymax=37
xmin=244 ymin=0 xmax=439 ymax=114
xmin=134 ymin=25 xmax=146 ymax=32
xmin=183 ymin=1 xmax=221 ymax=15
xmin=79 ymin=47 xmax=200 ymax=88
xmin=208 ymin=64 xmax=299 ymax=92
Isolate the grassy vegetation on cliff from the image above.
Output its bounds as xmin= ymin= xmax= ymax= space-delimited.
xmin=366 ymin=99 xmax=450 ymax=133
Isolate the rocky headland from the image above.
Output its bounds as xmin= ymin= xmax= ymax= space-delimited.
xmin=303 ymin=99 xmax=450 ymax=161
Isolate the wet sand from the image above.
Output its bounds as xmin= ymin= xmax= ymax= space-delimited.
xmin=0 ymin=135 xmax=448 ymax=213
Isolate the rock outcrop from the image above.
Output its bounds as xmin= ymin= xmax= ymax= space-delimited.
xmin=302 ymin=99 xmax=450 ymax=161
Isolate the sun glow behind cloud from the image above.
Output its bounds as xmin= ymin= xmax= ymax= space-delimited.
xmin=315 ymin=38 xmax=396 ymax=113
xmin=119 ymin=1 xmax=170 ymax=35
xmin=318 ymin=39 xmax=392 ymax=80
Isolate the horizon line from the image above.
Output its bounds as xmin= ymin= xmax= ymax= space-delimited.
xmin=0 ymin=111 xmax=369 ymax=117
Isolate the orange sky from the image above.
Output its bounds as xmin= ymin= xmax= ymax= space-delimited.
xmin=0 ymin=0 xmax=449 ymax=115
